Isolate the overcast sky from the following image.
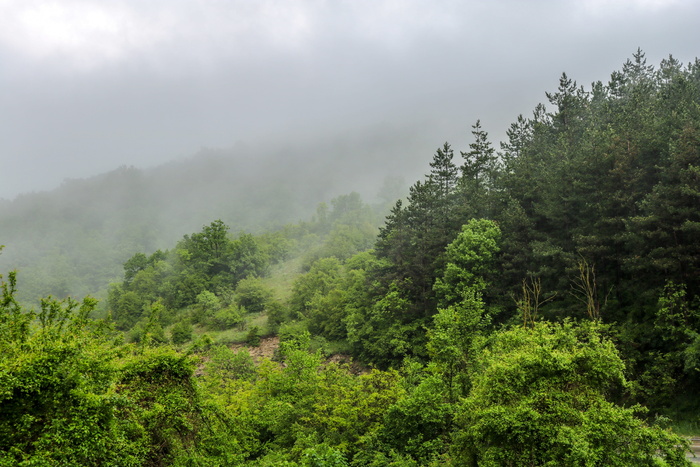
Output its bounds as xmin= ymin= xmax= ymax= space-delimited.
xmin=0 ymin=0 xmax=698 ymax=200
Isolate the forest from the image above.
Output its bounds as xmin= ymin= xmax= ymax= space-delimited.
xmin=1 ymin=50 xmax=699 ymax=465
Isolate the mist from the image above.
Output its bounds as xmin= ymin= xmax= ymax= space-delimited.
xmin=1 ymin=0 xmax=699 ymax=199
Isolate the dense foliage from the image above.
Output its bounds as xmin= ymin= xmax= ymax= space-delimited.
xmin=349 ymin=51 xmax=700 ymax=409
xmin=2 ymin=51 xmax=700 ymax=465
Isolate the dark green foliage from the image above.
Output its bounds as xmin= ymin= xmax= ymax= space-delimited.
xmin=246 ymin=325 xmax=262 ymax=346
xmin=170 ymin=320 xmax=193 ymax=344
xmin=107 ymin=220 xmax=274 ymax=332
xmin=290 ymin=257 xmax=343 ymax=320
xmin=266 ymin=300 xmax=288 ymax=333
xmin=236 ymin=276 xmax=274 ymax=314
xmin=362 ymin=51 xmax=700 ymax=394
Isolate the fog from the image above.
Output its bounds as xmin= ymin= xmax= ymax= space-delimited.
xmin=1 ymin=0 xmax=699 ymax=200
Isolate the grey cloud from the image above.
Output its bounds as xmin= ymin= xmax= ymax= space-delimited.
xmin=1 ymin=1 xmax=699 ymax=199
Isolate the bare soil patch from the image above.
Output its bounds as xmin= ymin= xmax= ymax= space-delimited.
xmin=230 ymin=336 xmax=280 ymax=363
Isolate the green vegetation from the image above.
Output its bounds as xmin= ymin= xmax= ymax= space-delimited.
xmin=2 ymin=51 xmax=700 ymax=465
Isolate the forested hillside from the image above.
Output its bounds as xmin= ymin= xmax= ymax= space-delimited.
xmin=0 ymin=137 xmax=410 ymax=304
xmin=2 ymin=51 xmax=699 ymax=466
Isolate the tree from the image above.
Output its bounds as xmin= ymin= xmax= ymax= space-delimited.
xmin=433 ymin=219 xmax=501 ymax=308
xmin=230 ymin=233 xmax=269 ymax=282
xmin=628 ymin=123 xmax=700 ymax=297
xmin=427 ymin=288 xmax=486 ymax=402
xmin=290 ymin=257 xmax=343 ymax=320
xmin=461 ymin=120 xmax=496 ymax=189
xmin=499 ymin=114 xmax=533 ymax=171
xmin=430 ymin=142 xmax=459 ymax=205
xmin=452 ymin=321 xmax=691 ymax=466
xmin=180 ymin=219 xmax=233 ymax=277
xmin=235 ymin=276 xmax=273 ymax=314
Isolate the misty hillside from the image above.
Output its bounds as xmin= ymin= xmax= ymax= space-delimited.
xmin=2 ymin=48 xmax=700 ymax=466
xmin=0 ymin=134 xmax=419 ymax=303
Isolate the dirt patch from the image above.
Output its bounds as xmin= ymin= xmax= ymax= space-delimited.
xmin=230 ymin=336 xmax=280 ymax=363
xmin=228 ymin=338 xmax=369 ymax=374
xmin=325 ymin=353 xmax=369 ymax=375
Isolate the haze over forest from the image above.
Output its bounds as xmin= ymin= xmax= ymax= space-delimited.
xmin=1 ymin=0 xmax=700 ymax=201
xmin=2 ymin=2 xmax=700 ymax=465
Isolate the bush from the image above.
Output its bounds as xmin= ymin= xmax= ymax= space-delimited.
xmin=211 ymin=305 xmax=245 ymax=330
xmin=208 ymin=345 xmax=256 ymax=381
xmin=246 ymin=326 xmax=261 ymax=347
xmin=171 ymin=321 xmax=193 ymax=345
xmin=235 ymin=277 xmax=273 ymax=314
xmin=452 ymin=321 xmax=691 ymax=466
xmin=266 ymin=300 xmax=288 ymax=333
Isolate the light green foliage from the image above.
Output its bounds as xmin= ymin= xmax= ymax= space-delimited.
xmin=198 ymin=331 xmax=405 ymax=464
xmin=433 ymin=219 xmax=501 ymax=306
xmin=0 ymin=271 xmax=242 ymax=465
xmin=290 ymin=257 xmax=343 ymax=319
xmin=196 ymin=289 xmax=221 ymax=311
xmin=117 ymin=346 xmax=244 ymax=465
xmin=0 ymin=290 xmax=128 ymax=466
xmin=301 ymin=444 xmax=349 ymax=466
xmin=5 ymin=52 xmax=700 ymax=465
xmin=452 ymin=321 xmax=691 ymax=466
xmin=192 ymin=289 xmax=221 ymax=324
xmin=427 ymin=288 xmax=487 ymax=401
xmin=381 ymin=374 xmax=452 ymax=463
xmin=212 ymin=304 xmax=245 ymax=330
xmin=208 ymin=344 xmax=256 ymax=381
xmin=0 ymin=268 xmax=31 ymax=344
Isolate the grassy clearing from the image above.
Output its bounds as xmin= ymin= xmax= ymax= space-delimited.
xmin=186 ymin=311 xmax=270 ymax=346
xmin=262 ymin=255 xmax=304 ymax=302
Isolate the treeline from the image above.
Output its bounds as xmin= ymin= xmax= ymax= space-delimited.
xmin=1 ymin=50 xmax=700 ymax=465
xmin=333 ymin=50 xmax=700 ymax=409
xmin=0 ymin=139 xmax=408 ymax=304
xmin=107 ymin=192 xmax=381 ymax=344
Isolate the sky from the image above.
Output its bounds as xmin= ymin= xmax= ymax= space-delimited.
xmin=1 ymin=0 xmax=699 ymax=200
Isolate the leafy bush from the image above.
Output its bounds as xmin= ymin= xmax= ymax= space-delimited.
xmin=236 ymin=276 xmax=273 ymax=314
xmin=246 ymin=326 xmax=262 ymax=347
xmin=452 ymin=321 xmax=691 ymax=466
xmin=171 ymin=320 xmax=194 ymax=344
xmin=212 ymin=305 xmax=245 ymax=330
